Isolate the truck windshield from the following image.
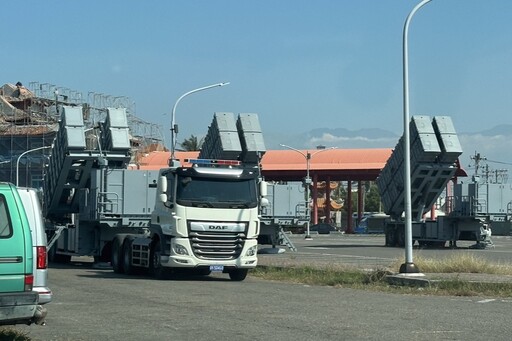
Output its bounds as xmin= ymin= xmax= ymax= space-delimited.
xmin=176 ymin=176 xmax=258 ymax=209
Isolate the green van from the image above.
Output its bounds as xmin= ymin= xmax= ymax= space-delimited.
xmin=0 ymin=182 xmax=46 ymax=325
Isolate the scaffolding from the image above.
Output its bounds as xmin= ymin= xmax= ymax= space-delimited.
xmin=0 ymin=81 xmax=166 ymax=188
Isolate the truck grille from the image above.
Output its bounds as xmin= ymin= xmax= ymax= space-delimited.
xmin=189 ymin=232 xmax=246 ymax=260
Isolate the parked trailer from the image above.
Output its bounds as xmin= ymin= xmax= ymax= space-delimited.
xmin=376 ymin=115 xmax=486 ymax=247
xmin=259 ymin=182 xmax=308 ymax=251
xmin=43 ymin=106 xmax=148 ymax=263
xmin=48 ymin=168 xmax=158 ymax=263
xmin=448 ymin=177 xmax=512 ymax=236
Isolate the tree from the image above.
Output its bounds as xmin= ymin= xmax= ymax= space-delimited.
xmin=336 ymin=181 xmax=383 ymax=215
xmin=179 ymin=135 xmax=203 ymax=151
xmin=364 ymin=182 xmax=382 ymax=212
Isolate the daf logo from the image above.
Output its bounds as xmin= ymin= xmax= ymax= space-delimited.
xmin=209 ymin=225 xmax=228 ymax=230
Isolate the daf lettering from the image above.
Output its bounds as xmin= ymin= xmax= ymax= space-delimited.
xmin=209 ymin=225 xmax=228 ymax=230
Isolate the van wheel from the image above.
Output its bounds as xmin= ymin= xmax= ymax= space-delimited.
xmin=150 ymin=240 xmax=169 ymax=280
xmin=229 ymin=269 xmax=248 ymax=281
xmin=122 ymin=237 xmax=135 ymax=275
xmin=111 ymin=236 xmax=124 ymax=274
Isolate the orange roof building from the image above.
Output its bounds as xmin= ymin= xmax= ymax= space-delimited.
xmin=132 ymin=148 xmax=466 ymax=231
xmin=261 ymin=148 xmax=392 ymax=182
xmin=133 ymin=148 xmax=393 ymax=231
xmin=133 ymin=148 xmax=393 ymax=182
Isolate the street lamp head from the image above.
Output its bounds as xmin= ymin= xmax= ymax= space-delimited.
xmin=170 ymin=81 xmax=230 ymax=160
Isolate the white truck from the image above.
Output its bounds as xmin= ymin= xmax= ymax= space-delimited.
xmin=111 ymin=112 xmax=267 ymax=281
xmin=112 ymin=157 xmax=266 ymax=281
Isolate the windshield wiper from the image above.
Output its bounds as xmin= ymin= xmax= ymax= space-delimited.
xmin=229 ymin=203 xmax=249 ymax=208
xmin=177 ymin=199 xmax=214 ymax=208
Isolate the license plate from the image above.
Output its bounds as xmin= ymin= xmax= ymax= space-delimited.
xmin=210 ymin=265 xmax=224 ymax=272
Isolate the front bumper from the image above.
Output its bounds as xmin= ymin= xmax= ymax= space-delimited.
xmin=161 ymin=238 xmax=258 ymax=269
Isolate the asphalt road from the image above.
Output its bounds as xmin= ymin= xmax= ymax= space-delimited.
xmin=259 ymin=233 xmax=512 ymax=270
xmin=11 ymin=234 xmax=512 ymax=341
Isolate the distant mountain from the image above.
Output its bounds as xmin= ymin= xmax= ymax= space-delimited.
xmin=462 ymin=124 xmax=512 ymax=137
xmin=264 ymin=127 xmax=399 ymax=150
xmin=308 ymin=127 xmax=398 ymax=139
xmin=264 ymin=124 xmax=512 ymax=174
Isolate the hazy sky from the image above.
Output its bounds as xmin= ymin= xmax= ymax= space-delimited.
xmin=2 ymin=1 xmax=511 ymax=167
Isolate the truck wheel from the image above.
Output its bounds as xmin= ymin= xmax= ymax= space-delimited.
xmin=48 ymin=246 xmax=71 ymax=263
xmin=112 ymin=236 xmax=124 ymax=274
xmin=229 ymin=269 xmax=248 ymax=281
xmin=150 ymin=240 xmax=169 ymax=280
xmin=122 ymin=237 xmax=135 ymax=275
xmin=385 ymin=230 xmax=395 ymax=247
xmin=396 ymin=229 xmax=405 ymax=247
xmin=436 ymin=241 xmax=446 ymax=248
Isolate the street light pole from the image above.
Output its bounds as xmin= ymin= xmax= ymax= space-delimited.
xmin=401 ymin=0 xmax=432 ymax=274
xmin=280 ymin=144 xmax=336 ymax=239
xmin=170 ymin=82 xmax=230 ymax=161
xmin=16 ymin=146 xmax=52 ymax=187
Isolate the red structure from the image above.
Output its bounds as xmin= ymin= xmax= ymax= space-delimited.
xmin=133 ymin=148 xmax=393 ymax=232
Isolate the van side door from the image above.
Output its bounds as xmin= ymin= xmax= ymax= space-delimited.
xmin=0 ymin=192 xmax=32 ymax=292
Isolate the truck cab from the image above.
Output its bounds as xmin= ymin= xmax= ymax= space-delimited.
xmin=110 ymin=158 xmax=266 ymax=281
xmin=149 ymin=159 xmax=262 ymax=280
xmin=106 ymin=112 xmax=267 ymax=281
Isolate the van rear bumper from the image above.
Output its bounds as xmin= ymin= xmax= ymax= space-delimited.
xmin=33 ymin=287 xmax=53 ymax=305
xmin=0 ymin=291 xmax=40 ymax=325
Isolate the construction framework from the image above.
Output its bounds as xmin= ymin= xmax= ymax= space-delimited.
xmin=0 ymin=81 xmax=166 ymax=188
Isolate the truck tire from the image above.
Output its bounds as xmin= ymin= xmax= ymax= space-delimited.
xmin=229 ymin=269 xmax=248 ymax=281
xmin=396 ymin=229 xmax=405 ymax=247
xmin=150 ymin=240 xmax=169 ymax=280
xmin=435 ymin=241 xmax=446 ymax=248
xmin=112 ymin=236 xmax=125 ymax=274
xmin=48 ymin=246 xmax=71 ymax=263
xmin=385 ymin=230 xmax=395 ymax=247
xmin=123 ymin=237 xmax=135 ymax=275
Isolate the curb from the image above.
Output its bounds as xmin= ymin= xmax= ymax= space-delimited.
xmin=386 ymin=274 xmax=431 ymax=287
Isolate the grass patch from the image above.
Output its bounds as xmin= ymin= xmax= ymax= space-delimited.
xmin=252 ymin=253 xmax=512 ymax=297
xmin=391 ymin=252 xmax=512 ymax=275
xmin=0 ymin=328 xmax=31 ymax=341
xmin=252 ymin=265 xmax=390 ymax=289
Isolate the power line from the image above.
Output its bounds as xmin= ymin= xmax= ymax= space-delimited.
xmin=486 ymin=159 xmax=512 ymax=166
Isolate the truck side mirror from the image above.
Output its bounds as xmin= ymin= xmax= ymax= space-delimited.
xmin=260 ymin=197 xmax=269 ymax=207
xmin=260 ymin=180 xmax=268 ymax=197
xmin=157 ymin=176 xmax=168 ymax=204
xmin=158 ymin=176 xmax=167 ymax=193
xmin=158 ymin=194 xmax=167 ymax=203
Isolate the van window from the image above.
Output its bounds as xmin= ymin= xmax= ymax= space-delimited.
xmin=0 ymin=195 xmax=13 ymax=238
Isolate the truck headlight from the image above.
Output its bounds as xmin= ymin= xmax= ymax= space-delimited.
xmin=173 ymin=243 xmax=189 ymax=255
xmin=245 ymin=245 xmax=258 ymax=257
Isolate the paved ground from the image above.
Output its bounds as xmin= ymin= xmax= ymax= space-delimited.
xmin=14 ymin=260 xmax=512 ymax=341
